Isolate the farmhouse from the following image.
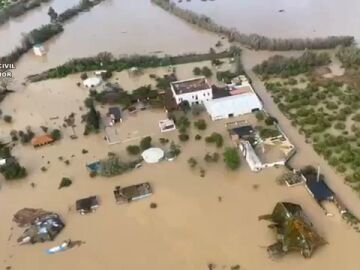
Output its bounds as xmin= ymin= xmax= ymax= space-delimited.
xmin=170 ymin=77 xmax=212 ymax=106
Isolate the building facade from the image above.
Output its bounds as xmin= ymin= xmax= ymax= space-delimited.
xmin=170 ymin=77 xmax=213 ymax=106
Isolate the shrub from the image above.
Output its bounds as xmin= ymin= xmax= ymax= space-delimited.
xmin=51 ymin=129 xmax=61 ymax=140
xmin=200 ymin=168 xmax=206 ymax=177
xmin=59 ymin=177 xmax=72 ymax=189
xmin=127 ymin=145 xmax=141 ymax=155
xmin=179 ymin=133 xmax=190 ymax=142
xmin=193 ymin=67 xmax=201 ymax=76
xmin=3 ymin=115 xmax=12 ymax=123
xmin=80 ymin=73 xmax=89 ymax=81
xmin=205 ymin=132 xmax=223 ymax=147
xmin=140 ymin=136 xmax=152 ymax=150
xmin=41 ymin=166 xmax=47 ymax=172
xmin=201 ymin=66 xmax=213 ymax=77
xmin=255 ymin=111 xmax=265 ymax=121
xmin=195 ymin=134 xmax=202 ymax=140
xmin=188 ymin=157 xmax=197 ymax=168
xmin=194 ymin=119 xmax=207 ymax=130
xmin=223 ymin=148 xmax=240 ymax=170
xmin=159 ymin=138 xmax=169 ymax=145
xmin=80 ymin=73 xmax=88 ymax=80
xmin=204 ymin=152 xmax=219 ymax=163
xmin=150 ymin=202 xmax=157 ymax=209
xmin=334 ymin=122 xmax=346 ymax=130
xmin=64 ymin=160 xmax=70 ymax=165
xmin=82 ymin=149 xmax=88 ymax=154
xmin=0 ymin=161 xmax=27 ymax=180
xmin=264 ymin=116 xmax=278 ymax=126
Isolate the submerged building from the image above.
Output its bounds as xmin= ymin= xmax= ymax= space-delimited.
xmin=18 ymin=214 xmax=65 ymax=244
xmin=114 ymin=182 xmax=152 ymax=204
xmin=259 ymin=202 xmax=326 ymax=258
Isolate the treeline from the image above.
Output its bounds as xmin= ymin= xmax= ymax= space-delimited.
xmin=151 ymin=0 xmax=354 ymax=51
xmin=336 ymin=46 xmax=360 ymax=68
xmin=253 ymin=51 xmax=331 ymax=77
xmin=0 ymin=0 xmax=105 ymax=65
xmin=26 ymin=46 xmax=242 ymax=82
xmin=0 ymin=0 xmax=50 ymax=26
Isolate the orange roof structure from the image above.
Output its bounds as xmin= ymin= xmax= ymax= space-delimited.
xmin=31 ymin=134 xmax=54 ymax=147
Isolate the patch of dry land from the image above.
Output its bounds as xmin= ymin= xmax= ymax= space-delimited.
xmin=1 ymin=63 xmax=360 ymax=270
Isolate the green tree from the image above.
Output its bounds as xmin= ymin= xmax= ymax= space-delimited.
xmin=194 ymin=119 xmax=207 ymax=130
xmin=223 ymin=147 xmax=240 ymax=170
xmin=201 ymin=66 xmax=213 ymax=78
xmin=59 ymin=177 xmax=72 ymax=189
xmin=193 ymin=67 xmax=201 ymax=76
xmin=126 ymin=145 xmax=141 ymax=155
xmin=0 ymin=161 xmax=27 ymax=180
xmin=51 ymin=129 xmax=61 ymax=140
xmin=140 ymin=136 xmax=152 ymax=150
xmin=187 ymin=157 xmax=198 ymax=168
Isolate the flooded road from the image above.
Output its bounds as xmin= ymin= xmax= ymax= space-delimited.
xmin=178 ymin=0 xmax=360 ymax=40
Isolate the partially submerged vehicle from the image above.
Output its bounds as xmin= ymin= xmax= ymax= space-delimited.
xmin=259 ymin=202 xmax=326 ymax=258
xmin=18 ymin=214 xmax=65 ymax=244
xmin=114 ymin=182 xmax=152 ymax=204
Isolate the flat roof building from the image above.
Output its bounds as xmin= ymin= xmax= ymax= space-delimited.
xmin=170 ymin=77 xmax=212 ymax=106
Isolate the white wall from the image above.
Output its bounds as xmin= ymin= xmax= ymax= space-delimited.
xmin=172 ymin=88 xmax=212 ymax=106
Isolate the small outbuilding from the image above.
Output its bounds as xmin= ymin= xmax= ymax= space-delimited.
xmin=108 ymin=107 xmax=122 ymax=123
xmin=229 ymin=125 xmax=254 ymax=141
xmin=31 ymin=134 xmax=55 ymax=147
xmin=83 ymin=77 xmax=102 ymax=88
xmin=33 ymin=44 xmax=46 ymax=56
xmin=114 ymin=182 xmax=152 ymax=204
xmin=75 ymin=196 xmax=99 ymax=215
xmin=18 ymin=214 xmax=64 ymax=244
xmin=141 ymin=148 xmax=164 ymax=163
xmin=159 ymin=119 xmax=176 ymax=132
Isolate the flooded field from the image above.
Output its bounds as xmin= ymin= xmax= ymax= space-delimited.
xmin=178 ymin=0 xmax=360 ymax=40
xmin=0 ymin=0 xmax=80 ymax=55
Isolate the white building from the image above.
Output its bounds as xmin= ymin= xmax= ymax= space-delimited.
xmin=170 ymin=77 xmax=212 ymax=106
xmin=33 ymin=44 xmax=46 ymax=56
xmin=204 ymin=76 xmax=263 ymax=120
xmin=83 ymin=77 xmax=102 ymax=88
xmin=204 ymin=89 xmax=263 ymax=121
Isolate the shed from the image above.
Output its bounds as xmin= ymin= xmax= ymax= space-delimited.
xmin=18 ymin=214 xmax=64 ymax=244
xmin=31 ymin=134 xmax=54 ymax=147
xmin=114 ymin=182 xmax=152 ymax=204
xmin=141 ymin=148 xmax=164 ymax=163
xmin=304 ymin=175 xmax=334 ymax=202
xmin=229 ymin=125 xmax=254 ymax=141
xmin=83 ymin=77 xmax=102 ymax=88
xmin=75 ymin=196 xmax=99 ymax=215
xmin=108 ymin=107 xmax=122 ymax=123
xmin=33 ymin=44 xmax=46 ymax=56
xmin=204 ymin=92 xmax=263 ymax=121
xmin=159 ymin=119 xmax=176 ymax=132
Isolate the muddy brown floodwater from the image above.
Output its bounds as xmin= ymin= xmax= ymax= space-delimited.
xmin=178 ymin=0 xmax=360 ymax=40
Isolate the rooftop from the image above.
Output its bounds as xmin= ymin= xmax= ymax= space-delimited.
xmin=31 ymin=134 xmax=54 ymax=146
xmin=171 ymin=77 xmax=211 ymax=95
xmin=114 ymin=182 xmax=152 ymax=204
xmin=76 ymin=196 xmax=99 ymax=212
xmin=304 ymin=174 xmax=334 ymax=201
xmin=108 ymin=107 xmax=122 ymax=120
xmin=229 ymin=85 xmax=252 ymax=96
